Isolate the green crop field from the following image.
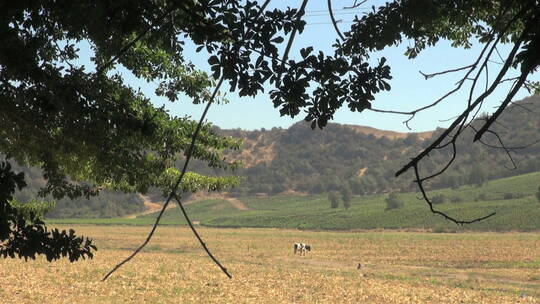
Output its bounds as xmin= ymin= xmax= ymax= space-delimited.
xmin=48 ymin=171 xmax=540 ymax=231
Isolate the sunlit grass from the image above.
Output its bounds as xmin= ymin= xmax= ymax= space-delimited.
xmin=1 ymin=225 xmax=539 ymax=303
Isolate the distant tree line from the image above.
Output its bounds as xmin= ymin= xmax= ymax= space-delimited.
xmin=8 ymin=161 xmax=145 ymax=218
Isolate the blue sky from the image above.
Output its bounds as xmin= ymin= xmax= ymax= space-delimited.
xmin=98 ymin=1 xmax=539 ymax=132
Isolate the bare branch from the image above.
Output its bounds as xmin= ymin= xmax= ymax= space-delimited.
xmin=102 ymin=1 xmax=277 ymax=280
xmin=494 ymin=46 xmax=505 ymax=63
xmin=473 ymin=69 xmax=533 ymax=142
xmin=277 ymin=0 xmax=310 ymax=82
xmin=328 ymin=0 xmax=345 ymax=41
xmin=439 ymin=115 xmax=460 ymax=122
xmin=418 ymin=140 xmax=458 ymax=182
xmin=370 ymin=33 xmax=497 ymax=126
xmin=370 ymin=2 xmax=529 ymax=134
xmin=472 ymin=10 xmax=539 ymax=141
xmin=396 ymin=21 xmax=527 ymax=178
xmin=419 ymin=64 xmax=475 ymax=80
xmin=471 ymin=124 xmax=540 ymax=151
xmin=173 ymin=193 xmax=231 ymax=278
xmin=343 ymin=0 xmax=368 ymax=9
xmin=102 ymin=75 xmax=226 ymax=281
xmin=413 ymin=165 xmax=496 ymax=225
xmin=508 ymin=99 xmax=535 ymax=112
xmin=478 ymin=131 xmax=518 ymax=170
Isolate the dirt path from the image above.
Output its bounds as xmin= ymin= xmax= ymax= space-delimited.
xmin=123 ymin=194 xmax=177 ymax=219
xmin=124 ymin=193 xmax=249 ymax=218
xmin=280 ymin=257 xmax=538 ymax=292
xmin=357 ymin=167 xmax=368 ymax=177
xmin=225 ymin=196 xmax=249 ymax=210
xmin=185 ymin=192 xmax=249 ymax=210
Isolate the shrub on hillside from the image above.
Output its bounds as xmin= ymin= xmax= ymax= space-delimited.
xmin=536 ymin=186 xmax=540 ymax=203
xmin=431 ymin=194 xmax=445 ymax=205
xmin=340 ymin=185 xmax=352 ymax=209
xmin=328 ymin=191 xmax=340 ymax=209
xmin=503 ymin=193 xmax=515 ymax=200
xmin=450 ymin=196 xmax=463 ymax=203
xmin=385 ymin=192 xmax=403 ymax=211
xmin=475 ymin=193 xmax=488 ymax=202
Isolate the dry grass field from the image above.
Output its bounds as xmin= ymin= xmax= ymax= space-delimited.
xmin=1 ymin=225 xmax=539 ymax=303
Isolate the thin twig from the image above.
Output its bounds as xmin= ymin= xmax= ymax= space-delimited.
xmin=103 ymin=0 xmax=276 ymax=280
xmin=494 ymin=46 xmax=505 ymax=63
xmin=418 ymin=140 xmax=458 ymax=182
xmin=370 ymin=2 xmax=526 ymax=130
xmin=419 ymin=64 xmax=475 ymax=80
xmin=392 ymin=3 xmax=532 ymax=226
xmin=369 ymin=33 xmax=497 ymax=126
xmin=343 ymin=0 xmax=368 ymax=9
xmin=396 ymin=19 xmax=527 ymax=178
xmin=328 ymin=0 xmax=345 ymax=41
xmin=439 ymin=115 xmax=460 ymax=122
xmin=508 ymin=99 xmax=534 ymax=113
xmin=470 ymin=126 xmax=518 ymax=170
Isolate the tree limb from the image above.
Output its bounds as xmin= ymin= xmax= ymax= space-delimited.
xmin=328 ymin=0 xmax=345 ymax=41
xmin=173 ymin=193 xmax=231 ymax=278
xmin=102 ymin=75 xmax=225 ymax=281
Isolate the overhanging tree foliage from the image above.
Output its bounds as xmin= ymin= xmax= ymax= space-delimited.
xmin=1 ymin=161 xmax=95 ymax=261
xmin=0 ymin=1 xmax=241 ymax=262
xmin=1 ymin=0 xmax=539 ymax=278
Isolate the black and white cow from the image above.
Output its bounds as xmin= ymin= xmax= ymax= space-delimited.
xmin=293 ymin=243 xmax=311 ymax=255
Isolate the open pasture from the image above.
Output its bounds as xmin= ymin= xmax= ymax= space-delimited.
xmin=1 ymin=225 xmax=539 ymax=303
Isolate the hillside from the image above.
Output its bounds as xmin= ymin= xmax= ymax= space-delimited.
xmin=202 ymin=95 xmax=540 ymax=196
xmin=10 ymin=95 xmax=540 ymax=217
xmin=49 ymin=171 xmax=540 ymax=231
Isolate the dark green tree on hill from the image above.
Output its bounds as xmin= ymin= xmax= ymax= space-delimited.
xmin=328 ymin=191 xmax=340 ymax=209
xmin=385 ymin=192 xmax=403 ymax=211
xmin=468 ymin=165 xmax=488 ymax=187
xmin=340 ymin=185 xmax=353 ymax=209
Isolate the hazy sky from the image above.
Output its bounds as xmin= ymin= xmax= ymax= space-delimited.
xmin=97 ymin=1 xmax=539 ymax=132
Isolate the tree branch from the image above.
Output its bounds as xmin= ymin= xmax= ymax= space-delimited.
xmin=419 ymin=64 xmax=475 ymax=80
xmin=343 ymin=0 xmax=368 ymax=10
xmin=173 ymin=193 xmax=231 ymax=278
xmin=413 ymin=165 xmax=496 ymax=225
xmin=328 ymin=0 xmax=345 ymax=41
xmin=102 ymin=75 xmax=225 ymax=281
xmin=277 ymin=0 xmax=310 ymax=82
xmin=369 ymin=33 xmax=497 ymax=129
xmin=473 ymin=68 xmax=534 ymax=142
xmin=102 ymin=1 xmax=275 ymax=281
xmin=396 ymin=21 xmax=527 ymax=178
